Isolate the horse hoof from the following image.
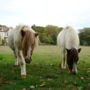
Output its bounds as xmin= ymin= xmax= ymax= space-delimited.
xmin=72 ymin=72 xmax=76 ymax=75
xmin=69 ymin=72 xmax=76 ymax=75
xmin=61 ymin=66 xmax=66 ymax=69
xmin=21 ymin=75 xmax=26 ymax=78
xmin=13 ymin=64 xmax=19 ymax=67
xmin=62 ymin=67 xmax=66 ymax=69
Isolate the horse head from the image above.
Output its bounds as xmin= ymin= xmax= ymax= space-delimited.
xmin=66 ymin=48 xmax=81 ymax=74
xmin=20 ymin=26 xmax=38 ymax=64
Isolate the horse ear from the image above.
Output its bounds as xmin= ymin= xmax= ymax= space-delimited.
xmin=35 ymin=32 xmax=38 ymax=37
xmin=21 ymin=30 xmax=25 ymax=37
xmin=78 ymin=48 xmax=81 ymax=53
xmin=66 ymin=49 xmax=71 ymax=53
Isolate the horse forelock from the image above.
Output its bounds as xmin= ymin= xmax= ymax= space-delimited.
xmin=71 ymin=48 xmax=78 ymax=58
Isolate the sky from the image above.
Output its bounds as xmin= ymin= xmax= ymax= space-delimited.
xmin=0 ymin=0 xmax=90 ymax=31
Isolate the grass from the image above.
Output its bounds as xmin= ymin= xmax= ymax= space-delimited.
xmin=0 ymin=45 xmax=90 ymax=90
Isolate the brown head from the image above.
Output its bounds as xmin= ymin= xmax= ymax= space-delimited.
xmin=20 ymin=26 xmax=38 ymax=63
xmin=66 ymin=48 xmax=81 ymax=74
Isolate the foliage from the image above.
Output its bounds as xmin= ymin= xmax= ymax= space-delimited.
xmin=0 ymin=24 xmax=90 ymax=46
xmin=0 ymin=24 xmax=9 ymax=31
xmin=0 ymin=36 xmax=1 ymax=44
xmin=32 ymin=25 xmax=90 ymax=46
xmin=32 ymin=25 xmax=62 ymax=45
xmin=79 ymin=28 xmax=90 ymax=46
xmin=2 ymin=39 xmax=6 ymax=45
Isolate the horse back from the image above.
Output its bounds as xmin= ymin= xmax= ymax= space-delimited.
xmin=57 ymin=26 xmax=79 ymax=49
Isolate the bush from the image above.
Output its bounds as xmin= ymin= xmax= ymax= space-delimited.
xmin=2 ymin=39 xmax=6 ymax=45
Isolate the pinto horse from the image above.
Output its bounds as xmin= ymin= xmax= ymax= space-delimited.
xmin=57 ymin=26 xmax=81 ymax=74
xmin=8 ymin=24 xmax=38 ymax=77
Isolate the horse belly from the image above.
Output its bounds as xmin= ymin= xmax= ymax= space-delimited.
xmin=8 ymin=31 xmax=15 ymax=50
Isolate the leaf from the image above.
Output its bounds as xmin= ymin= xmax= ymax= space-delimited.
xmin=22 ymin=88 xmax=26 ymax=90
xmin=87 ymin=68 xmax=90 ymax=73
xmin=77 ymin=86 xmax=83 ymax=90
xmin=40 ymin=76 xmax=44 ymax=81
xmin=40 ymin=82 xmax=46 ymax=87
xmin=88 ymin=83 xmax=90 ymax=87
xmin=14 ymin=70 xmax=17 ymax=73
xmin=80 ymin=77 xmax=84 ymax=80
xmin=47 ymin=78 xmax=53 ymax=81
xmin=30 ymin=85 xmax=35 ymax=89
xmin=40 ymin=78 xmax=44 ymax=82
xmin=4 ymin=79 xmax=8 ymax=84
xmin=50 ymin=64 xmax=54 ymax=66
xmin=73 ymin=81 xmax=78 ymax=86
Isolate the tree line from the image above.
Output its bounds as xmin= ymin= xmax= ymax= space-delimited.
xmin=0 ymin=24 xmax=90 ymax=46
xmin=32 ymin=25 xmax=90 ymax=46
xmin=32 ymin=25 xmax=63 ymax=45
xmin=79 ymin=28 xmax=90 ymax=46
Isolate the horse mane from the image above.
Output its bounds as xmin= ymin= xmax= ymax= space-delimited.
xmin=64 ymin=26 xmax=74 ymax=31
xmin=13 ymin=24 xmax=38 ymax=49
xmin=15 ymin=24 xmax=34 ymax=32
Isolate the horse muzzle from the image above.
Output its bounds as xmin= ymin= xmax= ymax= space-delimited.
xmin=25 ymin=58 xmax=32 ymax=64
xmin=70 ymin=71 xmax=76 ymax=75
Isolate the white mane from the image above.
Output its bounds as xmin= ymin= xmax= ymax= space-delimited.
xmin=15 ymin=24 xmax=35 ymax=33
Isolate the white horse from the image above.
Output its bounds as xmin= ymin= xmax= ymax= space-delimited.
xmin=57 ymin=26 xmax=81 ymax=74
xmin=8 ymin=24 xmax=39 ymax=77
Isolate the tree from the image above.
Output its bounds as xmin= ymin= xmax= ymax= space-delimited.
xmin=32 ymin=25 xmax=46 ymax=43
xmin=45 ymin=25 xmax=62 ymax=44
xmin=79 ymin=28 xmax=90 ymax=46
xmin=31 ymin=24 xmax=62 ymax=45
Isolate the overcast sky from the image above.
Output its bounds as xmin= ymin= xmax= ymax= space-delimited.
xmin=0 ymin=0 xmax=90 ymax=30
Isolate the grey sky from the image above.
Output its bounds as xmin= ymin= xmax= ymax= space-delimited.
xmin=0 ymin=0 xmax=90 ymax=31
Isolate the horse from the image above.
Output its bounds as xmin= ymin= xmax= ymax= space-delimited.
xmin=8 ymin=24 xmax=39 ymax=77
xmin=57 ymin=26 xmax=81 ymax=74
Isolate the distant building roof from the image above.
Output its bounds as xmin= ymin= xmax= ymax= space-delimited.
xmin=0 ymin=27 xmax=9 ymax=32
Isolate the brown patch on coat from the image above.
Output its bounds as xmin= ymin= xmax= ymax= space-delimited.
xmin=20 ymin=29 xmax=35 ymax=59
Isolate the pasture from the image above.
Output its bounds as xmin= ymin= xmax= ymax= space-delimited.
xmin=0 ymin=45 xmax=90 ymax=90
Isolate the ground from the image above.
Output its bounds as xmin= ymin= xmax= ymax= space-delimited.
xmin=0 ymin=45 xmax=90 ymax=90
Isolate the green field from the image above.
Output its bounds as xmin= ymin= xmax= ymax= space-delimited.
xmin=0 ymin=46 xmax=90 ymax=90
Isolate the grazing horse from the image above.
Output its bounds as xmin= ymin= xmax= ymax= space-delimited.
xmin=57 ymin=26 xmax=81 ymax=74
xmin=8 ymin=24 xmax=39 ymax=77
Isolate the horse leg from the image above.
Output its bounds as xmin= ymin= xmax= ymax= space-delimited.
xmin=19 ymin=50 xmax=26 ymax=78
xmin=13 ymin=50 xmax=19 ymax=66
xmin=61 ymin=49 xmax=66 ymax=69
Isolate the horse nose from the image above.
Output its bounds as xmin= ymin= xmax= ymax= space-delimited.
xmin=25 ymin=58 xmax=32 ymax=64
xmin=72 ymin=71 xmax=76 ymax=75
